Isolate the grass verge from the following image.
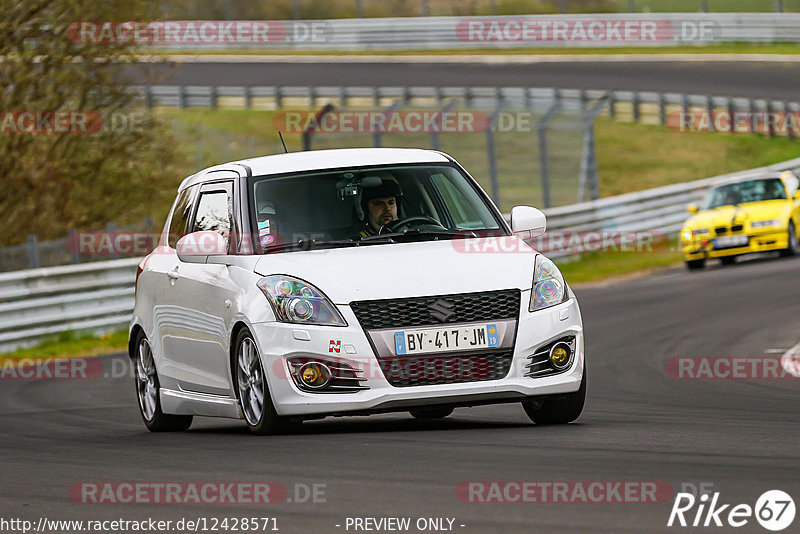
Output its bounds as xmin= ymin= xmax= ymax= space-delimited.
xmin=0 ymin=329 xmax=129 ymax=362
xmin=558 ymin=238 xmax=683 ymax=285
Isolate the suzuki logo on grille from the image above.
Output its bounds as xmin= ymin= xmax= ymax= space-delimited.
xmin=429 ymin=299 xmax=455 ymax=322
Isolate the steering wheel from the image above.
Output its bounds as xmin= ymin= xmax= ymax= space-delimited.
xmin=380 ymin=216 xmax=445 ymax=234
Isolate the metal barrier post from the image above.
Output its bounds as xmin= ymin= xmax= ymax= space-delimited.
xmin=537 ymin=95 xmax=561 ymax=209
xmin=26 ymin=235 xmax=40 ymax=269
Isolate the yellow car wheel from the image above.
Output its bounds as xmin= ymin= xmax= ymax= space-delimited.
xmin=780 ymin=222 xmax=800 ymax=257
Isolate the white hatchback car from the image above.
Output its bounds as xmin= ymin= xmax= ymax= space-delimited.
xmin=130 ymin=148 xmax=585 ymax=434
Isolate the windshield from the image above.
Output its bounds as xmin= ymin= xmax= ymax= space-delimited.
xmin=702 ymin=178 xmax=787 ymax=209
xmin=250 ymin=163 xmax=504 ymax=253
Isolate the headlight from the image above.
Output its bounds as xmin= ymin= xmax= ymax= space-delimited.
xmin=681 ymin=228 xmax=693 ymax=241
xmin=529 ymin=255 xmax=567 ymax=312
xmin=751 ymin=219 xmax=781 ymax=228
xmin=257 ymin=275 xmax=347 ymax=326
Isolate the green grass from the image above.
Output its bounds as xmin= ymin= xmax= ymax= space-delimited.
xmin=0 ymin=329 xmax=129 ymax=361
xmin=164 ymin=108 xmax=800 ymax=209
xmin=148 ymin=43 xmax=800 ymax=56
xmin=559 ymin=237 xmax=683 ymax=284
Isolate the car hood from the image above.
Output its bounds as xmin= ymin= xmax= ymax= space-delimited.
xmin=253 ymin=236 xmax=537 ymax=304
xmin=685 ymin=200 xmax=792 ymax=228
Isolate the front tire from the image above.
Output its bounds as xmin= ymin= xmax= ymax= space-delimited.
xmin=522 ymin=367 xmax=586 ymax=425
xmin=685 ymin=259 xmax=705 ymax=270
xmin=780 ymin=222 xmax=800 ymax=257
xmin=720 ymin=256 xmax=736 ymax=266
xmin=234 ymin=329 xmax=299 ymax=435
xmin=133 ymin=331 xmax=193 ymax=432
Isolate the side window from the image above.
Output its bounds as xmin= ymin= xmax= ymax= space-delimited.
xmin=193 ymin=190 xmax=232 ymax=245
xmin=166 ymin=187 xmax=195 ymax=248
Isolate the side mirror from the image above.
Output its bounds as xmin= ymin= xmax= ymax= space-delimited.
xmin=793 ymin=190 xmax=800 ymax=200
xmin=687 ymin=203 xmax=699 ymax=213
xmin=176 ymin=231 xmax=228 ymax=263
xmin=510 ymin=206 xmax=547 ymax=237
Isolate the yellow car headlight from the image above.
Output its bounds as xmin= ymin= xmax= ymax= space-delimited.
xmin=681 ymin=228 xmax=693 ymax=241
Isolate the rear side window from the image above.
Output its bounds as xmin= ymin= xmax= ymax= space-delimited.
xmin=166 ymin=187 xmax=195 ymax=248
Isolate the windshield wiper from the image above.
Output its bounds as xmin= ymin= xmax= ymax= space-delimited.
xmin=359 ymin=228 xmax=478 ymax=243
xmin=262 ymin=238 xmax=359 ymax=253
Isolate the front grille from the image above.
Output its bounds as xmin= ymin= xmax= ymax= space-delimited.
xmin=377 ymin=349 xmax=513 ymax=387
xmin=351 ymin=290 xmax=520 ymax=330
xmin=716 ymin=225 xmax=744 ymax=235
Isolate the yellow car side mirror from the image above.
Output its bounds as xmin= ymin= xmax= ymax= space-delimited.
xmin=794 ymin=190 xmax=800 ymax=200
xmin=687 ymin=203 xmax=699 ymax=213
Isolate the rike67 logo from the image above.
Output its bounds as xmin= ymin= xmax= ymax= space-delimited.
xmin=668 ymin=490 xmax=795 ymax=531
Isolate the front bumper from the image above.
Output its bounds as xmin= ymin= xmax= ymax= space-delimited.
xmin=250 ymin=292 xmax=584 ymax=417
xmin=682 ymin=228 xmax=788 ymax=260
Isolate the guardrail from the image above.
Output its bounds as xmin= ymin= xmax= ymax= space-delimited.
xmin=138 ymin=84 xmax=800 ymax=136
xmin=3 ymin=156 xmax=800 ymax=353
xmin=140 ymin=14 xmax=800 ymax=50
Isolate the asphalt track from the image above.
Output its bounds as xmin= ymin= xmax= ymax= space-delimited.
xmin=133 ymin=57 xmax=800 ymax=100
xmin=2 ymin=253 xmax=799 ymax=533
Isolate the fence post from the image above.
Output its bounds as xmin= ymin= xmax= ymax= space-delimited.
xmin=786 ymin=102 xmax=795 ymax=139
xmin=144 ymin=85 xmax=153 ymax=110
xmin=431 ymin=99 xmax=458 ymax=151
xmin=682 ymin=93 xmax=689 ymax=116
xmin=210 ymin=86 xmax=218 ymax=109
xmin=276 ymin=86 xmax=283 ymax=109
xmin=726 ymin=98 xmax=735 ymax=133
xmin=700 ymin=0 xmax=708 ymax=12
xmin=537 ymin=94 xmax=561 ymax=209
xmin=178 ymin=85 xmax=186 ymax=109
xmin=706 ymin=95 xmax=714 ymax=132
xmin=486 ymin=104 xmax=503 ymax=210
xmin=766 ymin=101 xmax=775 ymax=138
xmin=776 ymin=0 xmax=784 ymax=12
xmin=244 ymin=87 xmax=252 ymax=109
xmin=658 ymin=93 xmax=666 ymax=125
xmin=632 ymin=91 xmax=640 ymax=122
xmin=106 ymin=222 xmax=119 ymax=260
xmin=608 ymin=91 xmax=616 ymax=119
xmin=67 ymin=229 xmax=80 ymax=264
xmin=26 ymin=235 xmax=40 ymax=269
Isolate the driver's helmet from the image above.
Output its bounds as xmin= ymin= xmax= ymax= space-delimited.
xmin=359 ymin=177 xmax=403 ymax=221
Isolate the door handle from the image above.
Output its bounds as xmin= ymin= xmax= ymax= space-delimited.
xmin=167 ymin=268 xmax=180 ymax=280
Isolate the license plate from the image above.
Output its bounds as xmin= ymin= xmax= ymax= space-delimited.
xmin=714 ymin=235 xmax=748 ymax=249
xmin=394 ymin=324 xmax=498 ymax=356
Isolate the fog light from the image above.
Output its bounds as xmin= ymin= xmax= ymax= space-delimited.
xmin=298 ymin=362 xmax=332 ymax=389
xmin=550 ymin=342 xmax=571 ymax=369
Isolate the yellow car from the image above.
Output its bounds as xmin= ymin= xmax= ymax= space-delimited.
xmin=680 ymin=171 xmax=800 ymax=270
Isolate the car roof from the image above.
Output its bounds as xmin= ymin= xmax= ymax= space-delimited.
xmin=178 ymin=148 xmax=451 ymax=191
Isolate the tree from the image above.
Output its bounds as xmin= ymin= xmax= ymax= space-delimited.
xmin=0 ymin=0 xmax=184 ymax=245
